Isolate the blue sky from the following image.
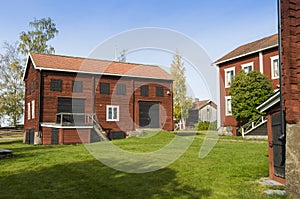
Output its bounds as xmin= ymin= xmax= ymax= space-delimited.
xmin=0 ymin=0 xmax=278 ymax=101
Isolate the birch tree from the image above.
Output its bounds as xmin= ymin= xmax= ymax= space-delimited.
xmin=0 ymin=42 xmax=24 ymax=126
xmin=170 ymin=51 xmax=192 ymax=129
xmin=18 ymin=17 xmax=59 ymax=56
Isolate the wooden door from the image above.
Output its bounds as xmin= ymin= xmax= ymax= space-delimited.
xmin=271 ymin=113 xmax=285 ymax=178
xmin=139 ymin=102 xmax=159 ymax=128
xmin=51 ymin=128 xmax=59 ymax=144
xmin=25 ymin=129 xmax=35 ymax=144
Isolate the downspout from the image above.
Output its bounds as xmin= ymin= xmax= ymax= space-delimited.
xmin=132 ymin=80 xmax=135 ymax=131
xmin=38 ymin=69 xmax=42 ymax=142
xmin=278 ymin=0 xmax=285 ymax=137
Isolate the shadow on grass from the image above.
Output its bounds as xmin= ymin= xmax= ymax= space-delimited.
xmin=0 ymin=159 xmax=212 ymax=199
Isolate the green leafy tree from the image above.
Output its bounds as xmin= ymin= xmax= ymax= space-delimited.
xmin=18 ymin=17 xmax=59 ymax=56
xmin=170 ymin=51 xmax=192 ymax=129
xmin=0 ymin=42 xmax=24 ymax=126
xmin=229 ymin=70 xmax=274 ymax=125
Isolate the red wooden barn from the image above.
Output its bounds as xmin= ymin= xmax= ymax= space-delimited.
xmin=23 ymin=53 xmax=173 ymax=144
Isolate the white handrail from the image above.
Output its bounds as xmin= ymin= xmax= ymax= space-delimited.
xmin=241 ymin=116 xmax=267 ymax=137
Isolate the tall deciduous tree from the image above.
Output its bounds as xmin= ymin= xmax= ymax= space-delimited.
xmin=229 ymin=70 xmax=274 ymax=125
xmin=18 ymin=17 xmax=59 ymax=56
xmin=0 ymin=42 xmax=24 ymax=126
xmin=170 ymin=51 xmax=192 ymax=129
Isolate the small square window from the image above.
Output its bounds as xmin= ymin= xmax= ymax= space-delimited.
xmin=140 ymin=85 xmax=149 ymax=96
xmin=106 ymin=105 xmax=119 ymax=121
xmin=241 ymin=62 xmax=253 ymax=73
xmin=156 ymin=86 xmax=164 ymax=97
xmin=100 ymin=83 xmax=110 ymax=94
xmin=50 ymin=79 xmax=62 ymax=92
xmin=117 ymin=84 xmax=126 ymax=95
xmin=72 ymin=81 xmax=83 ymax=92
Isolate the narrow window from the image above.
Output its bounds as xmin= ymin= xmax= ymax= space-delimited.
xmin=106 ymin=105 xmax=119 ymax=121
xmin=271 ymin=55 xmax=279 ymax=79
xmin=100 ymin=83 xmax=110 ymax=94
xmin=72 ymin=81 xmax=83 ymax=92
xmin=224 ymin=67 xmax=235 ymax=88
xmin=27 ymin=102 xmax=31 ymax=120
xmin=31 ymin=100 xmax=35 ymax=119
xmin=156 ymin=86 xmax=164 ymax=97
xmin=117 ymin=84 xmax=126 ymax=95
xmin=50 ymin=79 xmax=62 ymax=92
xmin=140 ymin=85 xmax=149 ymax=96
xmin=225 ymin=96 xmax=232 ymax=116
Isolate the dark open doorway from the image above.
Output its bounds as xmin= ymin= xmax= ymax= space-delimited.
xmin=139 ymin=102 xmax=159 ymax=128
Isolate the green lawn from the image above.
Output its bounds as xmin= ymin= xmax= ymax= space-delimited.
xmin=0 ymin=132 xmax=288 ymax=199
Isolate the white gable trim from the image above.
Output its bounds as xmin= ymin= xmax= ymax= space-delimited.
xmin=22 ymin=53 xmax=39 ymax=81
xmin=257 ymin=91 xmax=280 ymax=112
xmin=215 ymin=44 xmax=278 ymax=66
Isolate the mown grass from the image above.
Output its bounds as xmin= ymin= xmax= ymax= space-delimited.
xmin=0 ymin=132 xmax=289 ymax=199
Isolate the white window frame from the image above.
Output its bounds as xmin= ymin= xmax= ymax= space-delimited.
xmin=224 ymin=67 xmax=235 ymax=88
xmin=225 ymin=96 xmax=232 ymax=116
xmin=271 ymin=55 xmax=279 ymax=79
xmin=31 ymin=100 xmax=35 ymax=119
xmin=27 ymin=102 xmax=31 ymax=120
xmin=241 ymin=62 xmax=254 ymax=73
xmin=106 ymin=105 xmax=119 ymax=121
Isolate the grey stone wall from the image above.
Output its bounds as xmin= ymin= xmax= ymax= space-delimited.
xmin=285 ymin=124 xmax=300 ymax=196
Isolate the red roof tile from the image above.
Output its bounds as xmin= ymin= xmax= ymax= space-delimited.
xmin=215 ymin=34 xmax=278 ymax=65
xmin=29 ymin=53 xmax=172 ymax=80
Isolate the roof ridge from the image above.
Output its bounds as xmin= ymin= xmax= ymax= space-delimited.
xmin=214 ymin=33 xmax=278 ymax=65
xmin=236 ymin=34 xmax=278 ymax=49
xmin=26 ymin=52 xmax=172 ymax=81
xmin=30 ymin=52 xmax=160 ymax=68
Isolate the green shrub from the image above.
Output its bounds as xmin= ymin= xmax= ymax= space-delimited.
xmin=194 ymin=121 xmax=217 ymax=131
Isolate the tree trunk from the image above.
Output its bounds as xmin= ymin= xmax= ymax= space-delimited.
xmin=181 ymin=118 xmax=186 ymax=130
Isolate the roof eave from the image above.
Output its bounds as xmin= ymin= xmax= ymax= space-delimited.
xmin=215 ymin=44 xmax=278 ymax=66
xmin=257 ymin=91 xmax=280 ymax=112
xmin=34 ymin=66 xmax=173 ymax=81
xmin=22 ymin=53 xmax=38 ymax=81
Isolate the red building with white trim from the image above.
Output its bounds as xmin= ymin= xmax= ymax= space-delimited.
xmin=215 ymin=34 xmax=279 ymax=135
xmin=23 ymin=53 xmax=173 ymax=144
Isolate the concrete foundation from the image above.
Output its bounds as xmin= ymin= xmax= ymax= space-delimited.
xmin=285 ymin=123 xmax=300 ymax=196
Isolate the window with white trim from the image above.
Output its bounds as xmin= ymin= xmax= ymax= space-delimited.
xmin=225 ymin=96 xmax=232 ymax=116
xmin=31 ymin=100 xmax=35 ymax=119
xmin=27 ymin=102 xmax=31 ymax=120
xmin=241 ymin=62 xmax=253 ymax=73
xmin=106 ymin=105 xmax=119 ymax=121
xmin=271 ymin=55 xmax=279 ymax=79
xmin=224 ymin=67 xmax=235 ymax=88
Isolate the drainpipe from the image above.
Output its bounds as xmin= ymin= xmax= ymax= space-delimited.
xmin=278 ymin=0 xmax=285 ymax=139
xmin=38 ymin=69 xmax=42 ymax=142
xmin=132 ymin=80 xmax=135 ymax=131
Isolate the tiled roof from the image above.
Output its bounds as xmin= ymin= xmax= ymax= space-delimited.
xmin=28 ymin=53 xmax=172 ymax=80
xmin=215 ymin=34 xmax=278 ymax=65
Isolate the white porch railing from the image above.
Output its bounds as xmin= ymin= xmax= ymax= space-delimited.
xmin=56 ymin=112 xmax=95 ymax=126
xmin=241 ymin=116 xmax=267 ymax=138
